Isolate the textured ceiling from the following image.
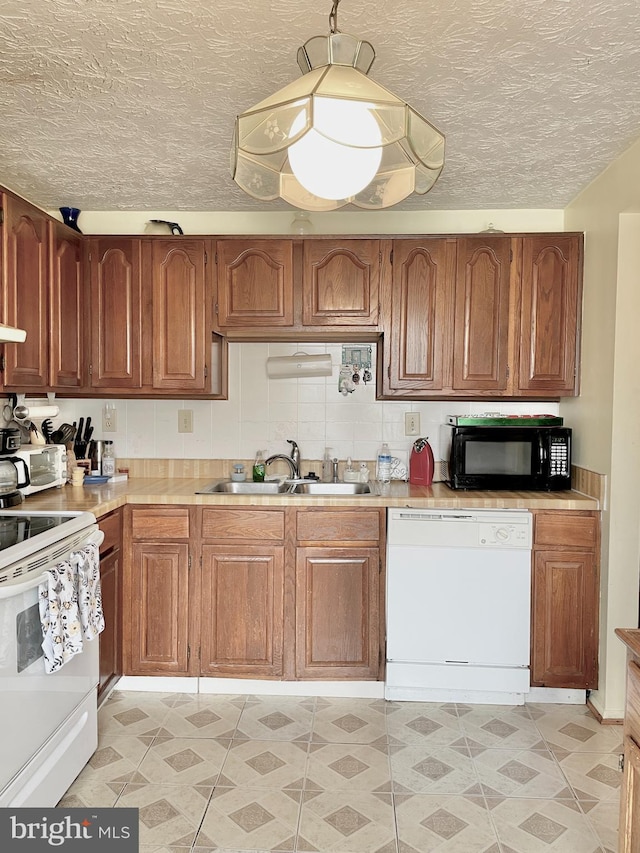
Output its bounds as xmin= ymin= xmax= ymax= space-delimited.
xmin=1 ymin=0 xmax=640 ymax=212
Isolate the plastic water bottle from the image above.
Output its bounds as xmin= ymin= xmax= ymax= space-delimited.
xmin=377 ymin=443 xmax=392 ymax=483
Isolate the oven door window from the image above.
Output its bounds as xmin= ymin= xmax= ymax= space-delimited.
xmin=16 ymin=602 xmax=43 ymax=673
xmin=464 ymin=440 xmax=533 ymax=476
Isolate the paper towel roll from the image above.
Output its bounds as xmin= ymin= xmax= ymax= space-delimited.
xmin=13 ymin=404 xmax=59 ymax=421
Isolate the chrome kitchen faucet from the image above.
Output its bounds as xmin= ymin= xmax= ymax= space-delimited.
xmin=265 ymin=439 xmax=301 ymax=479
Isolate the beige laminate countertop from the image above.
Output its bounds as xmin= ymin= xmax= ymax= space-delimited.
xmin=19 ymin=478 xmax=599 ymax=518
xmin=616 ymin=628 xmax=640 ymax=659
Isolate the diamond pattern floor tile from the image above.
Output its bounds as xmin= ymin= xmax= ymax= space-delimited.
xmin=116 ymin=782 xmax=211 ymax=848
xmin=197 ymin=786 xmax=300 ymax=851
xmin=486 ymin=796 xmax=604 ymax=852
xmin=56 ymin=691 xmax=623 ymax=851
xmin=472 ymin=746 xmax=575 ymax=799
xmin=390 ymin=743 xmax=478 ymax=795
xmin=395 ymin=792 xmax=499 ymax=851
xmin=298 ymin=790 xmax=396 ymax=852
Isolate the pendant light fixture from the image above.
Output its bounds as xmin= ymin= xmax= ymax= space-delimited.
xmin=231 ymin=0 xmax=445 ymax=211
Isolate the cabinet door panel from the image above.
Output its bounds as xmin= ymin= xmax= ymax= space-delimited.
xmin=3 ymin=197 xmax=48 ymax=387
xmin=303 ymin=241 xmax=379 ymax=326
xmin=216 ymin=240 xmax=294 ymax=327
xmin=128 ymin=543 xmax=190 ymax=674
xmin=531 ymin=550 xmax=598 ymax=688
xmin=152 ymin=240 xmax=207 ymax=390
xmin=295 ymin=547 xmax=380 ymax=679
xmin=519 ymin=235 xmax=581 ymax=393
xmin=620 ymin=734 xmax=640 ymax=853
xmin=90 ymin=239 xmax=143 ymax=388
xmin=50 ymin=222 xmax=84 ymax=388
xmin=200 ymin=545 xmax=284 ymax=676
xmin=453 ymin=237 xmax=511 ymax=391
xmin=387 ymin=239 xmax=454 ymax=390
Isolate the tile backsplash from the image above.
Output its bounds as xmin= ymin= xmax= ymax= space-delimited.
xmin=17 ymin=342 xmax=559 ymax=468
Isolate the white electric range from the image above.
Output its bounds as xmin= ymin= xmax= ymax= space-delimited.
xmin=0 ymin=510 xmax=103 ymax=806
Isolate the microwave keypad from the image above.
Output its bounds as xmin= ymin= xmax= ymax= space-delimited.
xmin=550 ymin=440 xmax=569 ymax=477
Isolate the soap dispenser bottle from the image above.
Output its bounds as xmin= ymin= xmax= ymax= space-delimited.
xmin=252 ymin=450 xmax=266 ymax=482
xmin=322 ymin=448 xmax=333 ymax=483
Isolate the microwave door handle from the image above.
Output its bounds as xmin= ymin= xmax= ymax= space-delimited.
xmin=539 ymin=439 xmax=548 ymax=471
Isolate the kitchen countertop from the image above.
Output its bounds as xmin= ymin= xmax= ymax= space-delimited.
xmin=616 ymin=628 xmax=640 ymax=659
xmin=19 ymin=478 xmax=600 ymax=518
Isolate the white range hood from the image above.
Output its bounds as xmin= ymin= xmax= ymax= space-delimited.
xmin=0 ymin=324 xmax=26 ymax=343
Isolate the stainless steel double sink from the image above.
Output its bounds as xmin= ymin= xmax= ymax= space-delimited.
xmin=196 ymin=480 xmax=372 ymax=496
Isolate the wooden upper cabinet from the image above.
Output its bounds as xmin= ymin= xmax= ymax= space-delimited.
xmin=2 ymin=195 xmax=49 ymax=388
xmin=385 ymin=238 xmax=455 ymax=392
xmin=89 ymin=238 xmax=143 ymax=388
xmin=452 ymin=236 xmax=511 ymax=391
xmin=151 ymin=239 xmax=209 ymax=391
xmin=302 ymin=240 xmax=380 ymax=326
xmin=517 ymin=234 xmax=582 ymax=394
xmin=49 ymin=221 xmax=85 ymax=389
xmin=216 ymin=239 xmax=294 ymax=327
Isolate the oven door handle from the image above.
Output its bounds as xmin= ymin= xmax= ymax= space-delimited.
xmin=0 ymin=529 xmax=104 ymax=599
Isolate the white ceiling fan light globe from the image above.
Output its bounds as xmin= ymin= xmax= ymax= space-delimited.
xmin=288 ymin=99 xmax=383 ymax=200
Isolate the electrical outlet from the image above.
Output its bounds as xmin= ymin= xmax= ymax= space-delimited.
xmin=178 ymin=409 xmax=193 ymax=433
xmin=103 ymin=405 xmax=117 ymax=432
xmin=405 ymin=412 xmax=420 ymax=436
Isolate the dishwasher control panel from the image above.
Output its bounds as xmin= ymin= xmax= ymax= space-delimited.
xmin=479 ymin=522 xmax=530 ymax=547
xmin=388 ymin=508 xmax=532 ymax=549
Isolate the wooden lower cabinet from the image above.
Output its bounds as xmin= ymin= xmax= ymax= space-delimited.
xmin=531 ymin=511 xmax=599 ymax=689
xmin=122 ymin=504 xmax=385 ymax=681
xmin=123 ymin=507 xmax=195 ymax=676
xmin=295 ymin=547 xmax=380 ymax=679
xmin=294 ymin=508 xmax=384 ymax=681
xmin=98 ymin=508 xmax=122 ymax=703
xmin=200 ymin=544 xmax=284 ymax=677
xmin=615 ymin=636 xmax=640 ymax=852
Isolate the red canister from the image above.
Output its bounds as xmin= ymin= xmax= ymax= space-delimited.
xmin=409 ymin=438 xmax=434 ymax=486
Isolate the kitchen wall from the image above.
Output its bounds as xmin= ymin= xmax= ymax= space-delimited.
xmin=564 ymin=135 xmax=640 ymax=719
xmin=48 ymin=340 xmax=559 ymax=471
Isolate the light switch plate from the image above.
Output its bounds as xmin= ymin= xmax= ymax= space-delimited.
xmin=178 ymin=409 xmax=193 ymax=433
xmin=405 ymin=412 xmax=420 ymax=436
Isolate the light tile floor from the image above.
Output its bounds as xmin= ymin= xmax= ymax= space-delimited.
xmin=59 ymin=691 xmax=623 ymax=852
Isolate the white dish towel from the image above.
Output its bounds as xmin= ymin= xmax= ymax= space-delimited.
xmin=39 ymin=542 xmax=104 ymax=674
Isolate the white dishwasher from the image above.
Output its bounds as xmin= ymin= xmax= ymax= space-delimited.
xmin=385 ymin=508 xmax=532 ymax=705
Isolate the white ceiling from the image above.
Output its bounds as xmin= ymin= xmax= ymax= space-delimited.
xmin=1 ymin=0 xmax=640 ymax=213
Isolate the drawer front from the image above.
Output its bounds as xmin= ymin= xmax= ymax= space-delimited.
xmin=98 ymin=509 xmax=121 ymax=555
xmin=201 ymin=508 xmax=285 ymax=541
xmin=534 ymin=513 xmax=598 ymax=549
xmin=296 ymin=509 xmax=381 ymax=543
xmin=130 ymin=508 xmax=191 ymax=540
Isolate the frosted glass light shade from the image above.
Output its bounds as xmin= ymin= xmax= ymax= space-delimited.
xmin=288 ymin=99 xmax=382 ymax=198
xmin=231 ymin=32 xmax=445 ymax=210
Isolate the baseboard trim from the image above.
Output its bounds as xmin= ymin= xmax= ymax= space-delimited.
xmin=587 ymin=697 xmax=623 ymax=726
xmin=115 ymin=675 xmax=385 ymax=699
xmin=526 ymin=687 xmax=587 ymax=704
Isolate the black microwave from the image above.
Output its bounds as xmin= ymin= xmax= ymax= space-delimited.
xmin=440 ymin=424 xmax=572 ymax=491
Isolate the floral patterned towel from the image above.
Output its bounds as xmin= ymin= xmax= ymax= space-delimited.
xmin=39 ymin=542 xmax=105 ymax=673
xmin=39 ymin=560 xmax=82 ymax=674
xmin=74 ymin=542 xmax=105 ymax=641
